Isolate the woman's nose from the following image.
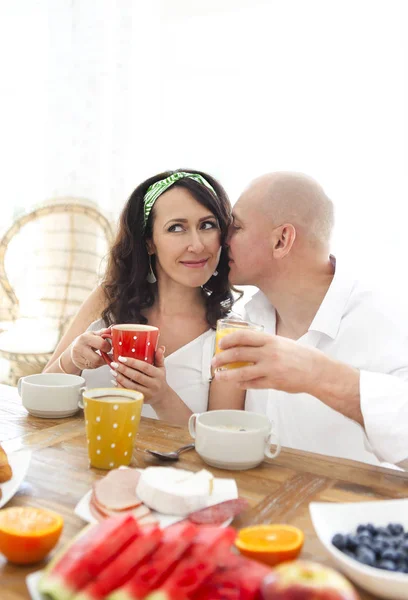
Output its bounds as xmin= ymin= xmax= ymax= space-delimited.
xmin=187 ymin=231 xmax=205 ymax=253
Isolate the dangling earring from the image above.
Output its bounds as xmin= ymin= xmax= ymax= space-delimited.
xmin=212 ymin=270 xmax=218 ymax=277
xmin=147 ymin=255 xmax=157 ymax=283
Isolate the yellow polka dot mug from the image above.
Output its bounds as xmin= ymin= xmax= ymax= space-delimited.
xmin=82 ymin=388 xmax=143 ymax=470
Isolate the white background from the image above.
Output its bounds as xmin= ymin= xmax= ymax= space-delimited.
xmin=0 ymin=0 xmax=407 ymax=292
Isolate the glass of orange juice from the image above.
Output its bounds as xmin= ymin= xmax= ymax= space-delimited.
xmin=81 ymin=388 xmax=143 ymax=470
xmin=214 ymin=318 xmax=264 ymax=370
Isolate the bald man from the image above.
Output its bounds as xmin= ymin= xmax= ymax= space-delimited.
xmin=212 ymin=172 xmax=408 ymax=468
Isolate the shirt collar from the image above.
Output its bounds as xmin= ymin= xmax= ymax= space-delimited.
xmin=308 ymin=255 xmax=356 ymax=339
xmin=245 ymin=255 xmax=357 ymax=340
xmin=245 ymin=289 xmax=277 ymax=332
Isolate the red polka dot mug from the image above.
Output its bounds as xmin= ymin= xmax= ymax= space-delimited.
xmin=100 ymin=324 xmax=160 ymax=366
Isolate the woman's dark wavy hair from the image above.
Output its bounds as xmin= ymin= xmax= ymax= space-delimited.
xmin=102 ymin=169 xmax=235 ymax=329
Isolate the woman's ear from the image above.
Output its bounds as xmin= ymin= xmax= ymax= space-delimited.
xmin=146 ymin=239 xmax=155 ymax=255
xmin=271 ymin=223 xmax=296 ymax=259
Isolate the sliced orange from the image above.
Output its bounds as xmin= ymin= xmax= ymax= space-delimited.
xmin=235 ymin=524 xmax=304 ymax=566
xmin=0 ymin=506 xmax=64 ymax=564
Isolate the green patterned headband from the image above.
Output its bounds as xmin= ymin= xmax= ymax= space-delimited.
xmin=143 ymin=171 xmax=217 ymax=230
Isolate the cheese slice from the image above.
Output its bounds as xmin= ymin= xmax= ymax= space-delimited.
xmin=136 ymin=467 xmax=214 ymax=516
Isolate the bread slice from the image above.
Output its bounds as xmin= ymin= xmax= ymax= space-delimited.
xmin=0 ymin=444 xmax=12 ymax=483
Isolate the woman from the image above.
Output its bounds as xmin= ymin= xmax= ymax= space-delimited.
xmin=44 ymin=169 xmax=245 ymax=424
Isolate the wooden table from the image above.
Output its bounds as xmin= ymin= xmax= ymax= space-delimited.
xmin=1 ymin=384 xmax=408 ymax=600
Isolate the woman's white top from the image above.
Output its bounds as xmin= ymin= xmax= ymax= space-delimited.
xmin=82 ymin=319 xmax=215 ymax=419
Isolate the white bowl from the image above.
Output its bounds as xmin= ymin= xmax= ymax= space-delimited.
xmin=310 ymin=499 xmax=408 ymax=600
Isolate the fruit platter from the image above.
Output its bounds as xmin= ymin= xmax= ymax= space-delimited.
xmin=26 ymin=512 xmax=359 ymax=600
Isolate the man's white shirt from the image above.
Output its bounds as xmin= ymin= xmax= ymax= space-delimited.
xmin=243 ymin=257 xmax=408 ymax=467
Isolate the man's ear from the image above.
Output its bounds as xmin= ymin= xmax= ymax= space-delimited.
xmin=271 ymin=223 xmax=296 ymax=258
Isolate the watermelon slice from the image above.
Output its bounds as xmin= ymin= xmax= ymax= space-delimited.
xmin=192 ymin=554 xmax=271 ymax=599
xmin=108 ymin=521 xmax=198 ymax=600
xmin=39 ymin=514 xmax=141 ymax=600
xmin=74 ymin=525 xmax=162 ymax=600
xmin=145 ymin=526 xmax=237 ymax=600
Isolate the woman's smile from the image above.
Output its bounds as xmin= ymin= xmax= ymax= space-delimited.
xmin=180 ymin=258 xmax=209 ymax=268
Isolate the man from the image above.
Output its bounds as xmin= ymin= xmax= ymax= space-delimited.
xmin=212 ymin=172 xmax=408 ymax=468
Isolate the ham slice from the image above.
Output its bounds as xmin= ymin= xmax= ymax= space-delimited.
xmin=93 ymin=468 xmax=142 ymax=511
xmin=89 ymin=495 xmax=105 ymax=522
xmin=90 ymin=468 xmax=158 ymax=526
xmin=90 ymin=493 xmax=158 ymax=526
xmin=91 ymin=492 xmax=150 ymax=520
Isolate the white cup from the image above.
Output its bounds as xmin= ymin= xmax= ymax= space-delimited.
xmin=188 ymin=410 xmax=281 ymax=470
xmin=18 ymin=373 xmax=86 ymax=418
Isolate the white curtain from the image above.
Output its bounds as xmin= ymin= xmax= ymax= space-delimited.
xmin=0 ymin=0 xmax=407 ymax=292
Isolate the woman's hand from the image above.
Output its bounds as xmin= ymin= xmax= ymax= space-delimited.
xmin=70 ymin=328 xmax=112 ymax=371
xmin=110 ymin=346 xmax=169 ymax=406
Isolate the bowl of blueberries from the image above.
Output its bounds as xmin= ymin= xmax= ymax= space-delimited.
xmin=310 ymin=499 xmax=408 ymax=600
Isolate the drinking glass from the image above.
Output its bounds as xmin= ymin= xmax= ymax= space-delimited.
xmin=215 ymin=318 xmax=264 ymax=370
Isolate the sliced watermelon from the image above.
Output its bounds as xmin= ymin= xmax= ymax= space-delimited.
xmin=145 ymin=526 xmax=237 ymax=600
xmin=74 ymin=525 xmax=162 ymax=600
xmin=39 ymin=514 xmax=141 ymax=600
xmin=192 ymin=554 xmax=271 ymax=599
xmin=108 ymin=521 xmax=198 ymax=600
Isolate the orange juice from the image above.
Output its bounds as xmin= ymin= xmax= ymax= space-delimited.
xmin=82 ymin=388 xmax=143 ymax=470
xmin=215 ymin=327 xmax=252 ymax=369
xmin=214 ymin=318 xmax=264 ymax=370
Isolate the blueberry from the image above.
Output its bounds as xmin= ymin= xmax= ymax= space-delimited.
xmin=342 ymin=548 xmax=356 ymax=558
xmin=356 ymin=547 xmax=376 ymax=566
xmin=391 ymin=536 xmax=404 ymax=549
xmin=377 ymin=559 xmax=398 ymax=571
xmin=375 ymin=536 xmax=391 ymax=549
xmin=357 ymin=524 xmax=370 ymax=535
xmin=387 ymin=523 xmax=404 ymax=536
xmin=376 ymin=527 xmax=390 ymax=537
xmin=366 ymin=523 xmax=377 ymax=536
xmin=401 ymin=540 xmax=408 ymax=553
xmin=356 ymin=535 xmax=372 ymax=548
xmin=393 ymin=550 xmax=406 ymax=562
xmin=332 ymin=533 xmax=346 ymax=550
xmin=371 ymin=540 xmax=386 ymax=558
xmin=382 ymin=549 xmax=399 ymax=562
xmin=346 ymin=534 xmax=359 ymax=551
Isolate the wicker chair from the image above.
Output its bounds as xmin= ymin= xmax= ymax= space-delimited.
xmin=0 ymin=199 xmax=114 ymax=383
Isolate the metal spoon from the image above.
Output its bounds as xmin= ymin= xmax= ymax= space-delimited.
xmin=144 ymin=443 xmax=195 ymax=461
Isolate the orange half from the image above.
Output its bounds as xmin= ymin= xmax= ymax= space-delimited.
xmin=0 ymin=506 xmax=64 ymax=564
xmin=235 ymin=524 xmax=304 ymax=566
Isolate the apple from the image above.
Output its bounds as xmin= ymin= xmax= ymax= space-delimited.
xmin=261 ymin=560 xmax=360 ymax=600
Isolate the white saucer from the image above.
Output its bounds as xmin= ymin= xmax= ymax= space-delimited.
xmin=25 ymin=408 xmax=80 ymax=419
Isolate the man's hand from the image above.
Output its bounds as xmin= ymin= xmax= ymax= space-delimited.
xmin=212 ymin=330 xmax=324 ymax=393
xmin=211 ymin=330 xmax=363 ymax=425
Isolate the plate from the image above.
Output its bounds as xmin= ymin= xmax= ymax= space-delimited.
xmin=75 ymin=468 xmax=238 ymax=528
xmin=0 ymin=450 xmax=32 ymax=509
xmin=310 ymin=499 xmax=408 ymax=600
xmin=26 ymin=571 xmax=43 ymax=600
